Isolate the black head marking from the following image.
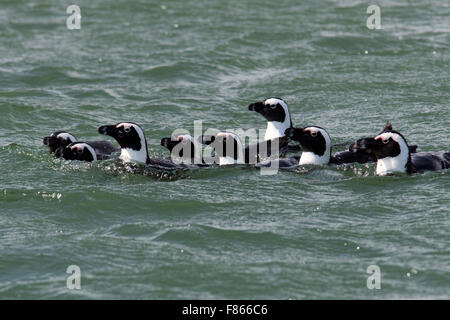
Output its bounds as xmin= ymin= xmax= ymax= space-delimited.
xmin=285 ymin=126 xmax=328 ymax=156
xmin=160 ymin=136 xmax=196 ymax=160
xmin=43 ymin=131 xmax=77 ymax=153
xmin=351 ymin=130 xmax=414 ymax=172
xmin=248 ymin=97 xmax=291 ymax=125
xmin=99 ymin=122 xmax=150 ymax=164
xmin=59 ymin=142 xmax=96 ymax=162
xmin=99 ymin=122 xmax=145 ymax=151
xmin=204 ymin=133 xmax=241 ymax=161
xmin=378 ymin=122 xmax=418 ymax=154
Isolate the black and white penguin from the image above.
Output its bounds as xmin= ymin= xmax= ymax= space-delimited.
xmin=256 ymin=122 xmax=423 ymax=170
xmin=98 ymin=122 xmax=204 ymax=169
xmin=350 ymin=130 xmax=449 ymax=175
xmin=331 ymin=122 xmax=418 ymax=165
xmin=287 ymin=126 xmax=332 ymax=165
xmin=43 ymin=131 xmax=119 ymax=159
xmin=254 ymin=126 xmax=332 ymax=170
xmin=43 ymin=131 xmax=77 ymax=153
xmin=202 ymin=132 xmax=246 ymax=166
xmin=248 ymin=97 xmax=301 ymax=157
xmin=56 ymin=142 xmax=98 ymax=162
xmin=160 ymin=134 xmax=203 ymax=164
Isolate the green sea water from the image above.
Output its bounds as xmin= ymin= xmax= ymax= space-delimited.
xmin=0 ymin=0 xmax=449 ymax=299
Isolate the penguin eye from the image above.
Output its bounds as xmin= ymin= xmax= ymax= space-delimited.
xmin=382 ymin=139 xmax=389 ymax=144
xmin=269 ymin=104 xmax=277 ymax=109
xmin=124 ymin=127 xmax=131 ymax=133
xmin=310 ymin=131 xmax=317 ymax=137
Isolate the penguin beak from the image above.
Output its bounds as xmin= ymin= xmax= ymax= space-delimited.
xmin=98 ymin=125 xmax=116 ymax=137
xmin=43 ymin=136 xmax=50 ymax=145
xmin=248 ymin=101 xmax=264 ymax=112
xmin=43 ymin=136 xmax=62 ymax=153
xmin=160 ymin=137 xmax=181 ymax=151
xmin=43 ymin=136 xmax=58 ymax=146
xmin=160 ymin=137 xmax=170 ymax=148
xmin=284 ymin=128 xmax=295 ymax=138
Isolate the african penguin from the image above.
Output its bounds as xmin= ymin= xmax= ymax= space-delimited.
xmin=256 ymin=125 xmax=378 ymax=170
xmin=287 ymin=126 xmax=332 ymax=165
xmin=43 ymin=131 xmax=77 ymax=153
xmin=350 ymin=130 xmax=450 ymax=175
xmin=331 ymin=122 xmax=418 ymax=165
xmin=43 ymin=131 xmax=119 ymax=159
xmin=248 ymin=97 xmax=301 ymax=157
xmin=160 ymin=134 xmax=203 ymax=164
xmin=98 ymin=122 xmax=203 ymax=169
xmin=56 ymin=142 xmax=98 ymax=162
xmin=248 ymin=97 xmax=293 ymax=140
xmin=202 ymin=132 xmax=245 ymax=166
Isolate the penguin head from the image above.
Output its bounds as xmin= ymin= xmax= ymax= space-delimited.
xmin=98 ymin=122 xmax=149 ymax=164
xmin=286 ymin=126 xmax=331 ymax=165
xmin=348 ymin=122 xmax=418 ymax=154
xmin=43 ymin=131 xmax=77 ymax=153
xmin=350 ymin=130 xmax=411 ymax=175
xmin=58 ymin=142 xmax=97 ymax=162
xmin=160 ymin=134 xmax=197 ymax=160
xmin=201 ymin=132 xmax=244 ymax=165
xmin=248 ymin=97 xmax=291 ymax=124
xmin=351 ymin=130 xmax=408 ymax=159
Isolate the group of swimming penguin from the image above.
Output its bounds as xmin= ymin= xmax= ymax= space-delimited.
xmin=43 ymin=97 xmax=450 ymax=176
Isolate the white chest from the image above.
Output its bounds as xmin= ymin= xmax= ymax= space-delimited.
xmin=376 ymin=157 xmax=407 ymax=175
xmin=120 ymin=148 xmax=147 ymax=164
xmin=265 ymin=121 xmax=290 ymax=141
xmin=299 ymin=152 xmax=329 ymax=166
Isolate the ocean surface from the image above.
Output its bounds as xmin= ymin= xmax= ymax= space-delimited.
xmin=0 ymin=0 xmax=449 ymax=299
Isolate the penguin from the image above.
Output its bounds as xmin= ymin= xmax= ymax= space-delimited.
xmin=98 ymin=122 xmax=204 ymax=169
xmin=331 ymin=122 xmax=418 ymax=164
xmin=201 ymin=132 xmax=246 ymax=166
xmin=256 ymin=124 xmax=412 ymax=170
xmin=43 ymin=131 xmax=77 ymax=153
xmin=43 ymin=131 xmax=119 ymax=159
xmin=160 ymin=134 xmax=204 ymax=164
xmin=56 ymin=142 xmax=98 ymax=162
xmin=248 ymin=97 xmax=301 ymax=158
xmin=285 ymin=125 xmax=419 ymax=167
xmin=350 ymin=130 xmax=449 ymax=175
